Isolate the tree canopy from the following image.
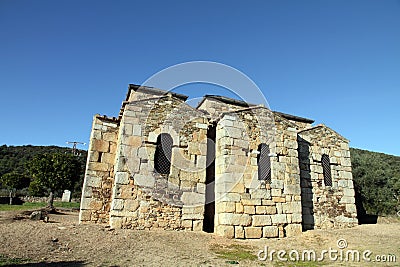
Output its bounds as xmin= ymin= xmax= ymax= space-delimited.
xmin=28 ymin=153 xmax=82 ymax=194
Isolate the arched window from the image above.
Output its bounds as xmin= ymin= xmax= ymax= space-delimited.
xmin=321 ymin=154 xmax=332 ymax=186
xmin=257 ymin=143 xmax=271 ymax=183
xmin=154 ymin=133 xmax=173 ymax=175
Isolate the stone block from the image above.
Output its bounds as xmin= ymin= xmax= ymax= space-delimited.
xmin=217 ymin=192 xmax=241 ymax=202
xmin=218 ymin=213 xmax=251 ymax=226
xmin=271 ymin=189 xmax=282 ymax=197
xmin=271 ymin=214 xmax=287 ymax=224
xmin=216 ymin=225 xmax=234 ymax=238
xmin=241 ymin=198 xmax=261 ymax=206
xmin=182 ymin=213 xmax=204 ymax=220
xmin=253 ymin=215 xmax=272 ymax=226
xmin=251 ymin=189 xmax=271 ymax=199
xmin=115 ymin=172 xmax=129 ymax=185
xmin=339 ymin=196 xmax=355 ymax=204
xmin=272 ymin=197 xmax=286 ymax=203
xmin=124 ymin=136 xmax=142 ymax=148
xmin=343 ymin=188 xmax=355 ymax=197
xmin=125 ymin=199 xmax=140 ymax=212
xmin=88 ymin=162 xmax=110 ymax=172
xmin=337 ymin=179 xmax=348 ymax=188
xmin=256 ymin=206 xmax=266 ymax=214
xmin=181 ymin=220 xmax=192 ymax=229
xmin=243 ymin=206 xmax=255 ymax=214
xmin=245 ymin=227 xmax=262 ymax=238
xmin=182 ymin=205 xmax=205 ymax=214
xmin=283 ymin=185 xmax=301 ymax=195
xmin=110 ymin=216 xmax=123 ymax=229
xmin=263 ymin=226 xmax=279 ymax=238
xmin=85 ymin=176 xmax=102 ymax=188
xmin=285 ymin=224 xmax=302 ymax=237
xmin=216 ymin=202 xmax=236 ymax=213
xmin=346 ymin=204 xmax=357 ymax=213
xmin=103 ymin=132 xmax=116 ymax=142
xmin=80 ymin=197 xmax=92 ymax=210
xmin=271 ymin=180 xmax=284 ymax=189
xmin=335 ymin=215 xmax=357 ymax=223
xmin=89 ymin=200 xmax=103 ymax=210
xmin=193 ymin=220 xmax=203 ymax=231
xmin=92 ymin=139 xmax=109 ymax=152
xmin=236 ymin=203 xmax=244 ymax=213
xmin=79 ymin=210 xmax=91 ymax=221
xmin=291 ymin=213 xmax=302 ymax=223
xmin=111 ymin=199 xmax=124 ymax=211
xmin=134 ymin=174 xmax=155 ymax=188
xmin=235 ymin=226 xmax=245 ymax=239
xmin=181 ymin=192 xmax=205 ymax=206
xmin=132 ymin=125 xmax=142 ymax=136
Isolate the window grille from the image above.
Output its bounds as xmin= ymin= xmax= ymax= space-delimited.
xmin=154 ymin=133 xmax=173 ymax=175
xmin=257 ymin=143 xmax=271 ymax=183
xmin=321 ymin=154 xmax=332 ymax=186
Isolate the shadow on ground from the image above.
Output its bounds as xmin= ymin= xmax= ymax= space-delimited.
xmin=4 ymin=261 xmax=86 ymax=267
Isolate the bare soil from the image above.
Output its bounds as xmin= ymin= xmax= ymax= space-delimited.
xmin=0 ymin=210 xmax=399 ymax=266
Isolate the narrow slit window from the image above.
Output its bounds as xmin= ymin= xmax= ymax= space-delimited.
xmin=257 ymin=143 xmax=271 ymax=183
xmin=154 ymin=133 xmax=173 ymax=175
xmin=321 ymin=154 xmax=332 ymax=186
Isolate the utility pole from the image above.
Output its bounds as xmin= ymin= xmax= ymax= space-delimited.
xmin=66 ymin=141 xmax=86 ymax=156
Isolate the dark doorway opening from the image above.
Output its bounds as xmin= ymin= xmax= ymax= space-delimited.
xmin=203 ymin=123 xmax=216 ymax=233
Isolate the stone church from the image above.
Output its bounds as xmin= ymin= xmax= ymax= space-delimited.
xmin=79 ymin=84 xmax=358 ymax=239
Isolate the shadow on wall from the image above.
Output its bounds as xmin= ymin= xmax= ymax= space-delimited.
xmin=354 ymin=184 xmax=378 ymax=224
xmin=298 ymin=136 xmax=315 ymax=231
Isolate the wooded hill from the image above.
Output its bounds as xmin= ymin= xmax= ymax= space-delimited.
xmin=0 ymin=145 xmax=87 ymax=198
xmin=0 ymin=145 xmax=399 ymax=216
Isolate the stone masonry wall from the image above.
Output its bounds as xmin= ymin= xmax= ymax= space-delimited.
xmin=214 ymin=108 xmax=303 ymax=238
xmin=298 ymin=125 xmax=358 ymax=230
xmin=79 ymin=115 xmax=119 ymax=223
xmin=109 ymin=94 xmax=208 ymax=231
xmin=197 ymin=98 xmax=246 ymax=121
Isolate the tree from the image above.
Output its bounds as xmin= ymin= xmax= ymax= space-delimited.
xmin=28 ymin=153 xmax=81 ymax=209
xmin=0 ymin=172 xmax=30 ymax=204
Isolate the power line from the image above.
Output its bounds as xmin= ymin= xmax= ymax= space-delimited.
xmin=66 ymin=141 xmax=86 ymax=156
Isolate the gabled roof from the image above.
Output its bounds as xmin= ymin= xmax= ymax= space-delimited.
xmin=298 ymin=124 xmax=349 ymax=142
xmin=273 ymin=111 xmax=314 ymax=124
xmin=196 ymin=95 xmax=256 ymax=109
xmin=126 ymin=84 xmax=188 ymax=101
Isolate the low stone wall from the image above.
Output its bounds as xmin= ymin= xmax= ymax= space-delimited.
xmin=21 ymin=196 xmax=80 ymax=203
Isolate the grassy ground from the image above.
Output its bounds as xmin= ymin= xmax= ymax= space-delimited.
xmin=0 ymin=201 xmax=80 ymax=211
xmin=0 ymin=254 xmax=30 ymax=266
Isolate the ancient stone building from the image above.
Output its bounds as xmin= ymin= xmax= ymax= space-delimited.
xmin=79 ymin=84 xmax=358 ymax=238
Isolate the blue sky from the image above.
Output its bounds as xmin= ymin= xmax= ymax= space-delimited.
xmin=0 ymin=0 xmax=399 ymax=156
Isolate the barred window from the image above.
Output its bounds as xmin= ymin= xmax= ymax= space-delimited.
xmin=257 ymin=143 xmax=271 ymax=183
xmin=321 ymin=154 xmax=332 ymax=186
xmin=154 ymin=133 xmax=173 ymax=175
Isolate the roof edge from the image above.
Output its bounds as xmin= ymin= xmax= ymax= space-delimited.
xmin=273 ymin=111 xmax=314 ymax=124
xmin=127 ymin=84 xmax=189 ymax=101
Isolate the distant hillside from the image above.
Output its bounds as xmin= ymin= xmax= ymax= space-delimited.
xmin=0 ymin=145 xmax=87 ymax=178
xmin=350 ymin=148 xmax=400 ymax=216
xmin=0 ymin=145 xmax=87 ymax=197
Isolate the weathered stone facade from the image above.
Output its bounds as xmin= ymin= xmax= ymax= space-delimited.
xmin=80 ymin=84 xmax=358 ymax=238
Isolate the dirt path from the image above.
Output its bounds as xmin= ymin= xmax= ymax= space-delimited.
xmin=0 ymin=210 xmax=399 ymax=266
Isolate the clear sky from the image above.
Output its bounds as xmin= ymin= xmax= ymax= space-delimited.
xmin=0 ymin=0 xmax=399 ymax=156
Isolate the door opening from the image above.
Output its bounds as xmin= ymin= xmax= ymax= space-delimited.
xmin=203 ymin=123 xmax=216 ymax=233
